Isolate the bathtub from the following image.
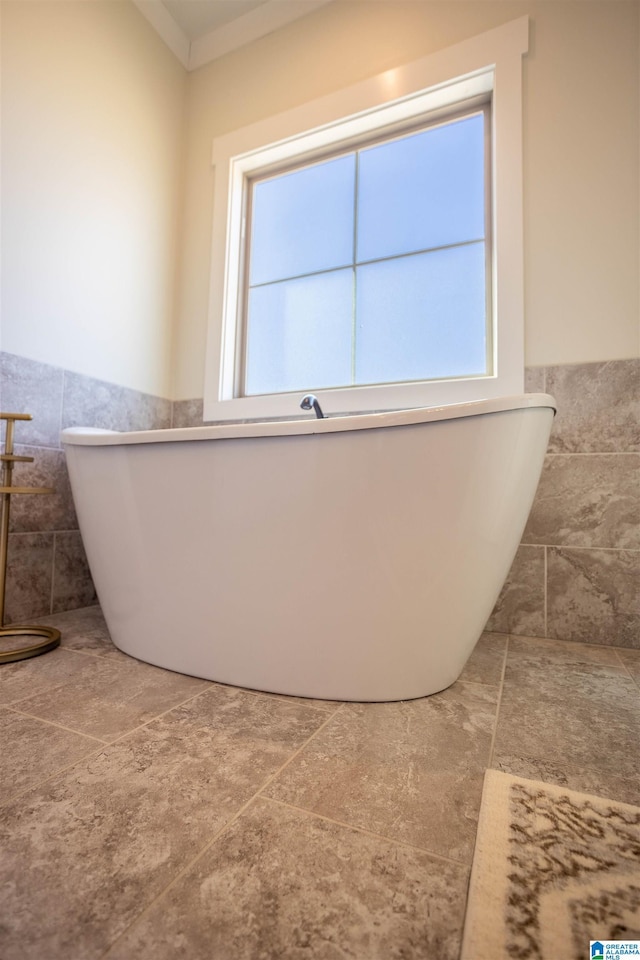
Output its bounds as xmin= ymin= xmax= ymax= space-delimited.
xmin=62 ymin=394 xmax=555 ymax=701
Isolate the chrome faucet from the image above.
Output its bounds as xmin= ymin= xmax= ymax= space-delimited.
xmin=300 ymin=394 xmax=325 ymax=419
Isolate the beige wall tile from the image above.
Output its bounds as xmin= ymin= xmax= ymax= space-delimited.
xmin=547 ymin=359 xmax=640 ymax=454
xmin=458 ymin=633 xmax=507 ymax=686
xmin=524 ymin=453 xmax=640 ymax=549
xmin=9 ymin=446 xmax=77 ymax=534
xmin=51 ymin=532 xmax=97 ymax=614
xmin=4 ymin=532 xmax=54 ymax=624
xmin=525 ymin=366 xmax=545 ymax=393
xmin=0 ymin=353 xmax=64 ymax=448
xmin=171 ymin=397 xmax=203 ymax=428
xmin=61 ymin=370 xmax=171 ymax=432
xmin=547 ymin=547 xmax=640 ymax=647
xmin=485 ymin=545 xmax=545 ymax=638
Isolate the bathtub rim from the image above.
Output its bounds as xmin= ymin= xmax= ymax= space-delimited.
xmin=61 ymin=392 xmax=556 ymax=446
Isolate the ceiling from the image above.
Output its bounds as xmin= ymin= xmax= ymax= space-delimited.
xmin=162 ymin=0 xmax=269 ymax=41
xmin=133 ymin=0 xmax=333 ymax=71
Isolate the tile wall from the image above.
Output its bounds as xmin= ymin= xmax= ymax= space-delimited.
xmin=2 ymin=352 xmax=638 ymax=649
xmin=0 ymin=353 xmax=171 ymax=624
xmin=487 ymin=359 xmax=639 ymax=648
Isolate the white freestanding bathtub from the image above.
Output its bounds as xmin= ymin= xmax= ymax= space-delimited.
xmin=62 ymin=394 xmax=555 ymax=701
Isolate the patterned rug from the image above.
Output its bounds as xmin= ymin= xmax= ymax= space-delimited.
xmin=461 ymin=770 xmax=640 ymax=960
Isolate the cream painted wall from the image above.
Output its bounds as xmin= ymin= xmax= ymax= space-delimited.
xmin=174 ymin=0 xmax=639 ymax=400
xmin=1 ymin=0 xmax=186 ymax=398
xmin=2 ymin=0 xmax=637 ymax=402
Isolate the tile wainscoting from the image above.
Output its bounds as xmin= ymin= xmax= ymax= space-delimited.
xmin=0 ymin=353 xmax=171 ymax=623
xmin=2 ymin=353 xmax=638 ymax=649
xmin=487 ymin=360 xmax=639 ymax=647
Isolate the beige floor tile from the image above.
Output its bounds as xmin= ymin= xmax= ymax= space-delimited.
xmin=491 ymin=753 xmax=640 ymax=807
xmin=0 ymin=708 xmax=103 ymax=803
xmin=35 ymin=604 xmax=123 ymax=660
xmin=0 ymin=686 xmax=331 ymax=960
xmin=4 ymin=601 xmax=638 ymax=959
xmin=250 ymin=688 xmax=342 ymax=712
xmin=507 ymin=634 xmax=625 ymax=667
xmin=107 ymin=797 xmax=470 ymax=960
xmin=493 ymin=657 xmax=640 ymax=779
xmin=13 ymin=654 xmax=210 ymax=740
xmin=616 ymin=647 xmax=640 ymax=685
xmin=458 ymin=632 xmax=507 ymax=685
xmin=0 ymin=647 xmax=98 ymax=706
xmin=264 ymin=682 xmax=498 ymax=863
xmin=152 ymin=682 xmax=337 ymax=763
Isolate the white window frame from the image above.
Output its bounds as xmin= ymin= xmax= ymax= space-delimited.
xmin=204 ymin=16 xmax=529 ymax=421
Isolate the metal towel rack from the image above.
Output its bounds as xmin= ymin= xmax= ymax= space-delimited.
xmin=0 ymin=412 xmax=61 ymax=663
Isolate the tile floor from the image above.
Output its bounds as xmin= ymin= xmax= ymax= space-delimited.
xmin=1 ymin=606 xmax=639 ymax=960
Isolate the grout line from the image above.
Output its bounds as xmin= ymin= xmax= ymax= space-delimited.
xmin=611 ymin=648 xmax=628 ymax=672
xmin=3 ymin=704 xmax=109 ymax=744
xmin=54 ymin=645 xmax=124 ymax=661
xmin=519 ymin=541 xmax=640 ymax=553
xmin=254 ymin=703 xmax=345 ymax=793
xmin=58 ymin=369 xmax=66 ymax=450
xmin=0 ymin=683 xmax=220 ymax=810
xmin=497 ymin=631 xmax=637 ymax=658
xmin=543 ymin=544 xmax=548 ymax=637
xmin=486 ymin=635 xmax=509 ymax=770
xmin=9 ymin=530 xmax=78 ymax=539
xmin=100 ymin=703 xmax=345 ymax=958
xmin=99 ymin=791 xmax=263 ymax=959
xmin=0 ymin=651 xmax=100 ymax=709
xmin=0 ymin=650 xmax=212 ymax=729
xmin=260 ymin=795 xmax=470 ymax=868
xmin=14 ymin=440 xmax=63 ymax=455
xmin=456 ymin=676 xmax=502 ymax=690
xmin=87 ymin=674 xmax=341 ymax=756
xmin=18 ymin=623 xmax=337 ymax=714
xmin=611 ymin=648 xmax=640 ymax=689
xmin=0 ymin=738 xmax=110 ymax=811
xmin=223 ymin=683 xmax=342 ymax=714
xmin=33 ymin=527 xmax=90 ymax=535
xmin=49 ymin=532 xmax=57 ymax=616
xmin=541 ymin=451 xmax=639 ymax=457
xmin=94 ymin=683 xmax=218 ymax=749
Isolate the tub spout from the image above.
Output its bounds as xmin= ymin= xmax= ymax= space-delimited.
xmin=300 ymin=395 xmax=325 ymax=419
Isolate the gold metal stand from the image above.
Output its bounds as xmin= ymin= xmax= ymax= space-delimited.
xmin=0 ymin=412 xmax=61 ymax=663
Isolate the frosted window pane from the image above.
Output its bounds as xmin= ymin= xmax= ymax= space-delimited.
xmin=355 ymin=244 xmax=487 ymax=385
xmin=357 ymin=114 xmax=485 ymax=263
xmin=249 ymin=155 xmax=355 ymax=286
xmin=245 ymin=269 xmax=353 ymax=395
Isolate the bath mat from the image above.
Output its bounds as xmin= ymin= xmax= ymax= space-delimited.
xmin=461 ymin=770 xmax=640 ymax=960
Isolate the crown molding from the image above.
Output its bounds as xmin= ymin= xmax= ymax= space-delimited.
xmin=131 ymin=0 xmax=191 ymax=68
xmin=189 ymin=1 xmax=333 ymax=70
xmin=132 ymin=0 xmax=333 ymax=72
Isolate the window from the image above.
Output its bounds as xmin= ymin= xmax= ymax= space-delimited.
xmin=205 ymin=17 xmax=529 ymax=421
xmin=244 ymin=107 xmax=490 ymax=397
